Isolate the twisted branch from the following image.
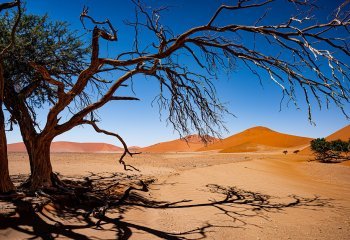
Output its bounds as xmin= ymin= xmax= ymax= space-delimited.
xmin=80 ymin=120 xmax=141 ymax=171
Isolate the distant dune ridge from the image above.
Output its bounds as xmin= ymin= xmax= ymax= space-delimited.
xmin=8 ymin=125 xmax=349 ymax=153
xmin=141 ymin=126 xmax=313 ymax=153
xmin=300 ymin=125 xmax=350 ymax=155
xmin=8 ymin=141 xmax=124 ymax=153
xmin=141 ymin=134 xmax=218 ymax=153
xmin=199 ymin=126 xmax=312 ymax=153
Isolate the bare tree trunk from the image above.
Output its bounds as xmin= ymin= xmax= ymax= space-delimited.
xmin=23 ymin=138 xmax=34 ymax=174
xmin=26 ymin=137 xmax=54 ymax=190
xmin=0 ymin=61 xmax=14 ymax=193
xmin=0 ymin=107 xmax=15 ymax=193
xmin=3 ymin=85 xmax=39 ymax=187
xmin=4 ymin=83 xmax=55 ymax=191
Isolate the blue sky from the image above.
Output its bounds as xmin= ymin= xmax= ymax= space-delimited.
xmin=5 ymin=0 xmax=350 ymax=147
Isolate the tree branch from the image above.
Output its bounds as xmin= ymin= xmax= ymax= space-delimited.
xmin=0 ymin=0 xmax=21 ymax=57
xmin=29 ymin=63 xmax=66 ymax=99
xmin=80 ymin=120 xmax=141 ymax=171
xmin=0 ymin=0 xmax=18 ymax=12
xmin=110 ymin=96 xmax=140 ymax=101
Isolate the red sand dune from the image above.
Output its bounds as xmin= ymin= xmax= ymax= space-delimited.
xmin=300 ymin=125 xmax=350 ymax=155
xmin=325 ymin=125 xmax=350 ymax=141
xmin=128 ymin=146 xmax=142 ymax=152
xmin=141 ymin=135 xmax=218 ymax=153
xmin=8 ymin=141 xmax=124 ymax=153
xmin=199 ymin=126 xmax=312 ymax=153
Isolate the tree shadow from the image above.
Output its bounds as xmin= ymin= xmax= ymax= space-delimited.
xmin=0 ymin=173 xmax=331 ymax=240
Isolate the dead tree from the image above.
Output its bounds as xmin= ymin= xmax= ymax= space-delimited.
xmin=5 ymin=0 xmax=350 ymax=190
xmin=0 ymin=0 xmax=21 ymax=193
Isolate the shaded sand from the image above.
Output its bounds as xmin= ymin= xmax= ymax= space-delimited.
xmin=141 ymin=134 xmax=218 ymax=153
xmin=2 ymin=152 xmax=350 ymax=239
xmin=199 ymin=126 xmax=311 ymax=153
xmin=301 ymin=124 xmax=350 ymax=155
xmin=8 ymin=141 xmax=124 ymax=153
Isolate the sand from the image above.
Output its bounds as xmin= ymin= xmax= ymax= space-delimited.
xmin=2 ymin=151 xmax=350 ymax=239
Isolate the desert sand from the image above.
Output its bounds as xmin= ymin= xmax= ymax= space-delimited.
xmin=2 ymin=126 xmax=350 ymax=239
xmin=2 ymin=150 xmax=350 ymax=240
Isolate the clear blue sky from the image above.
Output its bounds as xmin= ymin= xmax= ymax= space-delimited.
xmin=5 ymin=0 xmax=350 ymax=147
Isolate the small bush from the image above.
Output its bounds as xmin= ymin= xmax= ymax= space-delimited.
xmin=310 ymin=138 xmax=350 ymax=163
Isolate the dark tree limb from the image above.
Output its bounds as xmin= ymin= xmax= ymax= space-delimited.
xmin=0 ymin=0 xmax=18 ymax=13
xmin=0 ymin=0 xmax=21 ymax=57
xmin=29 ymin=63 xmax=66 ymax=99
xmin=110 ymin=96 xmax=140 ymax=101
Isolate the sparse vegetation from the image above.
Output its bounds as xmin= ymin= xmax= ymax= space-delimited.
xmin=310 ymin=138 xmax=350 ymax=163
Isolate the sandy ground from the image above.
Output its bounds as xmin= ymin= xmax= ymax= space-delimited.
xmin=2 ymin=151 xmax=350 ymax=239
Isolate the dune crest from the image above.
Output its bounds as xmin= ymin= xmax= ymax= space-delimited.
xmin=199 ymin=126 xmax=312 ymax=153
xmin=325 ymin=125 xmax=350 ymax=141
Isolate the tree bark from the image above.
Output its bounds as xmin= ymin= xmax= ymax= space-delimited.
xmin=3 ymin=79 xmax=56 ymax=191
xmin=0 ymin=106 xmax=15 ymax=193
xmin=26 ymin=137 xmax=54 ymax=190
xmin=0 ymin=61 xmax=14 ymax=193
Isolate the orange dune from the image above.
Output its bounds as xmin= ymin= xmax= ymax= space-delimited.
xmin=325 ymin=125 xmax=350 ymax=141
xmin=8 ymin=141 xmax=124 ymax=153
xmin=220 ymin=142 xmax=283 ymax=153
xmin=7 ymin=142 xmax=27 ymax=152
xmin=141 ymin=135 xmax=217 ymax=153
xmin=128 ymin=146 xmax=141 ymax=152
xmin=199 ymin=126 xmax=312 ymax=153
xmin=300 ymin=125 xmax=350 ymax=155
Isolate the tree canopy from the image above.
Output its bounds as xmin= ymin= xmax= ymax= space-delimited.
xmin=0 ymin=12 xmax=90 ymax=126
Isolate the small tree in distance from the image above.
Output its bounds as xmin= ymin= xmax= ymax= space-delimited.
xmin=310 ymin=138 xmax=350 ymax=163
xmin=2 ymin=0 xmax=350 ymax=190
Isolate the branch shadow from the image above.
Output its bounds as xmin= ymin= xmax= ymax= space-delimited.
xmin=0 ymin=173 xmax=332 ymax=240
